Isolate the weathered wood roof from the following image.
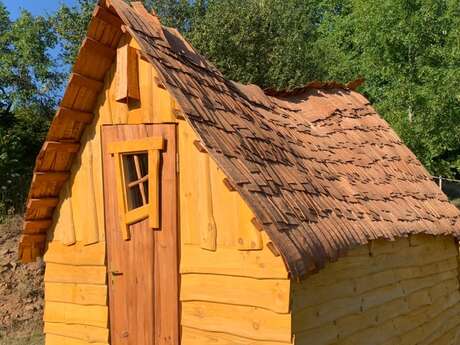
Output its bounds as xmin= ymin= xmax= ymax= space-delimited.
xmin=20 ymin=0 xmax=460 ymax=278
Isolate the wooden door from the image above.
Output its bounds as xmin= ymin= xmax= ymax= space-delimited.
xmin=102 ymin=124 xmax=178 ymax=345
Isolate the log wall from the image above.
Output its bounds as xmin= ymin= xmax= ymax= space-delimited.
xmin=292 ymin=235 xmax=460 ymax=345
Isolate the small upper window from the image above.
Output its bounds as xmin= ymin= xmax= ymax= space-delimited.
xmin=108 ymin=137 xmax=164 ymax=240
xmin=123 ymin=153 xmax=149 ymax=210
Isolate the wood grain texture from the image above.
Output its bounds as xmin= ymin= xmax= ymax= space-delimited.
xmin=180 ymin=244 xmax=288 ymax=279
xmin=180 ymin=274 xmax=290 ymax=313
xmin=181 ymin=327 xmax=293 ymax=345
xmin=44 ymin=242 xmax=105 ymax=266
xmin=102 ymin=124 xmax=178 ymax=345
xmin=292 ymin=236 xmax=460 ymax=345
xmin=44 ymin=301 xmax=108 ymax=328
xmin=181 ymin=301 xmax=291 ymax=342
xmin=44 ymin=263 xmax=106 ymax=285
xmin=46 ymin=333 xmax=108 ymax=345
xmin=45 ymin=322 xmax=109 ymax=343
xmin=115 ymin=44 xmax=140 ymax=102
xmin=45 ymin=282 xmax=107 ymax=306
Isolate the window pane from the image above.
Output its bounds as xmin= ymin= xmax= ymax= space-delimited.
xmin=122 ymin=153 xmax=149 ymax=210
xmin=138 ymin=154 xmax=148 ymax=177
xmin=144 ymin=179 xmax=149 ymax=204
xmin=122 ymin=154 xmax=138 ymax=183
xmin=127 ymin=185 xmax=143 ymax=210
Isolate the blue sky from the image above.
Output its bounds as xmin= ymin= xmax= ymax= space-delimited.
xmin=2 ymin=0 xmax=77 ymax=19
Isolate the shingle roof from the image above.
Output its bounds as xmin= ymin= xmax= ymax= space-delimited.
xmin=21 ymin=0 xmax=460 ymax=278
xmin=112 ymin=0 xmax=460 ymax=277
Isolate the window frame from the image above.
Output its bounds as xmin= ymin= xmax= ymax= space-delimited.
xmin=108 ymin=136 xmax=164 ymax=240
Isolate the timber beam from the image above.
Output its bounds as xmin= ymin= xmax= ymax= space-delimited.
xmin=55 ymin=107 xmax=94 ymax=124
xmin=70 ymin=73 xmax=104 ymax=92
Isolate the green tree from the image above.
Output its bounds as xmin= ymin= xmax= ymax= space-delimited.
xmin=0 ymin=3 xmax=63 ymax=216
xmin=189 ymin=0 xmax=325 ymax=88
xmin=317 ymin=0 xmax=460 ymax=177
xmin=52 ymin=0 xmax=205 ymax=65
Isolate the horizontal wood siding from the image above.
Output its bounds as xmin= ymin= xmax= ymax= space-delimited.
xmin=181 ymin=274 xmax=290 ymax=313
xmin=43 ymin=241 xmax=108 ymax=344
xmin=292 ymin=235 xmax=460 ymax=345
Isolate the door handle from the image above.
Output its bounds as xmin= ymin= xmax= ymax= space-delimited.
xmin=110 ymin=270 xmax=123 ymax=276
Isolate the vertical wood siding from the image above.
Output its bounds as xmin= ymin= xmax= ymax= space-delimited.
xmin=178 ymin=120 xmax=292 ymax=344
xmin=292 ymin=235 xmax=460 ymax=345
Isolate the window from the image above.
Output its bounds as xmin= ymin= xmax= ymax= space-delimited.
xmin=123 ymin=153 xmax=149 ymax=210
xmin=108 ymin=137 xmax=164 ymax=240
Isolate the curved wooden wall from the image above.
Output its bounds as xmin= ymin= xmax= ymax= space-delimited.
xmin=292 ymin=235 xmax=460 ymax=345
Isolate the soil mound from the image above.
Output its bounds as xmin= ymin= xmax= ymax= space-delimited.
xmin=0 ymin=216 xmax=44 ymax=345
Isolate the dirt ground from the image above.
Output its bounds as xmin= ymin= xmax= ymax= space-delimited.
xmin=0 ymin=216 xmax=44 ymax=345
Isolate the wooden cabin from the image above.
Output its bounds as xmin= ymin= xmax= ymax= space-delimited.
xmin=19 ymin=1 xmax=460 ymax=344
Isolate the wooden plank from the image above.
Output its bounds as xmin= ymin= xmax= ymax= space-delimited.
xmin=181 ymin=245 xmax=288 ymax=279
xmin=70 ymin=73 xmax=104 ymax=92
xmin=107 ymin=136 xmax=164 ymax=154
xmin=238 ymin=200 xmax=263 ymax=250
xmin=93 ymin=5 xmax=123 ymax=28
xmin=43 ymin=141 xmax=80 ymax=153
xmin=55 ymin=107 xmax=93 ymax=124
xmin=194 ymin=139 xmax=207 ymax=153
xmin=44 ymin=302 xmax=108 ymax=328
xmin=60 ymin=109 xmax=91 ymax=125
xmin=84 ymin=142 xmax=100 ymax=245
xmin=198 ymin=154 xmax=217 ymax=251
xmin=267 ymin=242 xmax=281 ymax=257
xmin=181 ymin=274 xmax=290 ymax=313
xmin=102 ymin=125 xmax=131 ymax=344
xmin=45 ymin=282 xmax=107 ymax=306
xmin=125 ymin=204 xmax=149 ymax=225
xmin=45 ymin=322 xmax=109 ymax=343
xmin=113 ymin=151 xmax=130 ymax=240
xmin=27 ymin=198 xmax=59 ymax=209
xmin=151 ymin=124 xmax=179 ymax=345
xmin=127 ymin=45 xmax=140 ymax=100
xmin=33 ymin=172 xmax=69 ymax=184
xmin=81 ymin=37 xmax=116 ymax=60
xmin=148 ymin=149 xmax=160 ymax=229
xmin=44 ymin=242 xmax=105 ymax=266
xmin=115 ymin=45 xmax=140 ymax=102
xmin=182 ymin=301 xmax=292 ymax=342
xmin=23 ymin=220 xmax=52 ymax=234
xmin=223 ymin=177 xmax=236 ymax=191
xmin=44 ymin=263 xmax=106 ymax=285
xmin=115 ymin=44 xmax=128 ymax=101
xmin=46 ymin=334 xmax=108 ymax=345
xmin=62 ymin=183 xmax=77 ymax=246
xmin=181 ymin=327 xmax=293 ymax=345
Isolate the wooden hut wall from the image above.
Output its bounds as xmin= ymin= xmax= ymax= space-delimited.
xmin=41 ymin=37 xmax=178 ymax=345
xmin=291 ymin=235 xmax=460 ymax=345
xmin=178 ymin=121 xmax=292 ymax=344
xmin=41 ymin=34 xmax=292 ymax=345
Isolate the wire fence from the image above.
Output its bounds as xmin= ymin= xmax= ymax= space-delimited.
xmin=432 ymin=176 xmax=460 ymax=206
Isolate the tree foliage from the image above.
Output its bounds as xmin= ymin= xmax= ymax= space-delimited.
xmin=317 ymin=0 xmax=460 ymax=177
xmin=0 ymin=3 xmax=62 ymax=215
